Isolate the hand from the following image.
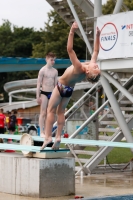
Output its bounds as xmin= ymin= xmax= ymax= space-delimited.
xmin=71 ymin=21 xmax=78 ymax=33
xmin=96 ymin=27 xmax=100 ymax=37
xmin=37 ymin=97 xmax=41 ymax=105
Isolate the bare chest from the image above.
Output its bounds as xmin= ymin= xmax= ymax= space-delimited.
xmin=43 ymin=69 xmax=56 ymax=79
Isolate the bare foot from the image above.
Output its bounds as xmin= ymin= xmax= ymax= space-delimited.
xmin=52 ymin=139 xmax=61 ymax=150
xmin=40 ymin=138 xmax=52 ymax=150
xmin=40 ymin=132 xmax=45 ymax=138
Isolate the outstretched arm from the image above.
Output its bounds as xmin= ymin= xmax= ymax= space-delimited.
xmin=67 ymin=22 xmax=82 ymax=71
xmin=90 ymin=27 xmax=100 ymax=63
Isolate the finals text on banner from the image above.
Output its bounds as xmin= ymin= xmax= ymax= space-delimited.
xmin=97 ymin=11 xmax=133 ymax=60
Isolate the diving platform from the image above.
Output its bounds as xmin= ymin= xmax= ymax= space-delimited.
xmin=0 ymin=152 xmax=75 ymax=198
xmin=0 ymin=134 xmax=75 ymax=198
xmin=0 ymin=132 xmax=133 ymax=198
xmin=0 ymin=134 xmax=133 ymax=150
xmin=99 ymin=58 xmax=133 ymax=73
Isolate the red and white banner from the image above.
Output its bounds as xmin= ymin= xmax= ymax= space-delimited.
xmin=97 ymin=11 xmax=133 ymax=60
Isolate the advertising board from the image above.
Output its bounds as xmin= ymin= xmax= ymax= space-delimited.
xmin=97 ymin=11 xmax=133 ymax=59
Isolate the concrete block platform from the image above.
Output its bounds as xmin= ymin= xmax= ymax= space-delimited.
xmin=0 ymin=152 xmax=75 ymax=198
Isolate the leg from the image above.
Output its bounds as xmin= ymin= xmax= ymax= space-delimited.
xmin=52 ymin=97 xmax=71 ymax=150
xmin=8 ymin=128 xmax=15 ymax=143
xmin=41 ymin=87 xmax=62 ymax=149
xmin=39 ymin=94 xmax=48 ymax=137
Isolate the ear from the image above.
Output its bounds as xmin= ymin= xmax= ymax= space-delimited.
xmin=86 ymin=67 xmax=90 ymax=74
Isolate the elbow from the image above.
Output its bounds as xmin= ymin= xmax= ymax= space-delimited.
xmin=67 ymin=46 xmax=72 ymax=53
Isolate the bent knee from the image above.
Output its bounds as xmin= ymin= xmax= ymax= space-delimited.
xmin=56 ymin=109 xmax=65 ymax=115
xmin=47 ymin=107 xmax=57 ymax=115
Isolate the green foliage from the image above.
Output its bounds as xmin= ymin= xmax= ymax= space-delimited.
xmin=106 ymin=146 xmax=133 ymax=164
xmin=0 ymin=19 xmax=43 ymax=101
xmin=102 ymin=0 xmax=133 ymax=15
xmin=32 ymin=43 xmax=46 ymax=58
xmin=0 ymin=20 xmax=43 ymax=57
xmin=102 ymin=0 xmax=115 ymax=14
xmin=1 ymin=0 xmax=133 ymax=102
xmin=32 ymin=10 xmax=86 ymax=59
xmin=76 ymin=144 xmax=133 ymax=165
xmin=124 ymin=0 xmax=133 ymax=10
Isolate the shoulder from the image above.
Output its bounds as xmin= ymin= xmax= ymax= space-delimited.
xmin=40 ymin=66 xmax=45 ymax=72
xmin=73 ymin=62 xmax=84 ymax=73
xmin=52 ymin=68 xmax=58 ymax=74
xmin=39 ymin=67 xmax=45 ymax=75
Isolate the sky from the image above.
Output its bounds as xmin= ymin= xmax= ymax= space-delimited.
xmin=0 ymin=0 xmax=107 ymax=30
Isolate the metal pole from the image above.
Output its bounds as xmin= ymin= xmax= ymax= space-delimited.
xmin=69 ymin=102 xmax=106 ymax=139
xmin=94 ymin=0 xmax=102 ymax=140
xmin=113 ymin=0 xmax=124 ymax=14
xmin=69 ymin=75 xmax=133 ymax=139
xmin=94 ymin=0 xmax=102 ymax=37
xmin=102 ymin=71 xmax=133 ymax=103
xmin=52 ymin=82 xmax=100 ymax=128
xmin=102 ymin=89 xmax=106 ymax=105
xmin=100 ymin=75 xmax=133 ymax=144
xmin=67 ymin=0 xmax=92 ymax=54
xmin=93 ymin=0 xmax=102 ymax=141
xmin=96 ymin=86 xmax=98 ymax=109
xmin=65 ymin=82 xmax=100 ymax=117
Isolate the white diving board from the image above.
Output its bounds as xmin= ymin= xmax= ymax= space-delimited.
xmin=0 ymin=134 xmax=133 ymax=149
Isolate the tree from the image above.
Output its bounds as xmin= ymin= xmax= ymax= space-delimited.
xmin=0 ymin=20 xmax=43 ymax=102
xmin=102 ymin=0 xmax=133 ymax=14
xmin=102 ymin=0 xmax=116 ymax=14
xmin=0 ymin=19 xmax=43 ymax=57
xmin=32 ymin=10 xmax=87 ymax=59
xmin=124 ymin=0 xmax=133 ymax=10
xmin=0 ymin=20 xmax=14 ymax=56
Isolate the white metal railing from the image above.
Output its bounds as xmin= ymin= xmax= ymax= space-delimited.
xmin=69 ymin=75 xmax=133 ymax=139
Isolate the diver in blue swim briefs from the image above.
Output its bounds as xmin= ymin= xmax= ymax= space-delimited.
xmin=41 ymin=21 xmax=101 ymax=150
xmin=36 ymin=52 xmax=58 ymax=138
xmin=57 ymin=81 xmax=74 ymax=98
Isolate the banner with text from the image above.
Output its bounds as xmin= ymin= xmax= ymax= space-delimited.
xmin=97 ymin=11 xmax=133 ymax=60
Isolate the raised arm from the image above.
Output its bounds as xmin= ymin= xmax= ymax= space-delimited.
xmin=36 ymin=69 xmax=43 ymax=104
xmin=90 ymin=27 xmax=100 ymax=63
xmin=67 ymin=22 xmax=82 ymax=71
